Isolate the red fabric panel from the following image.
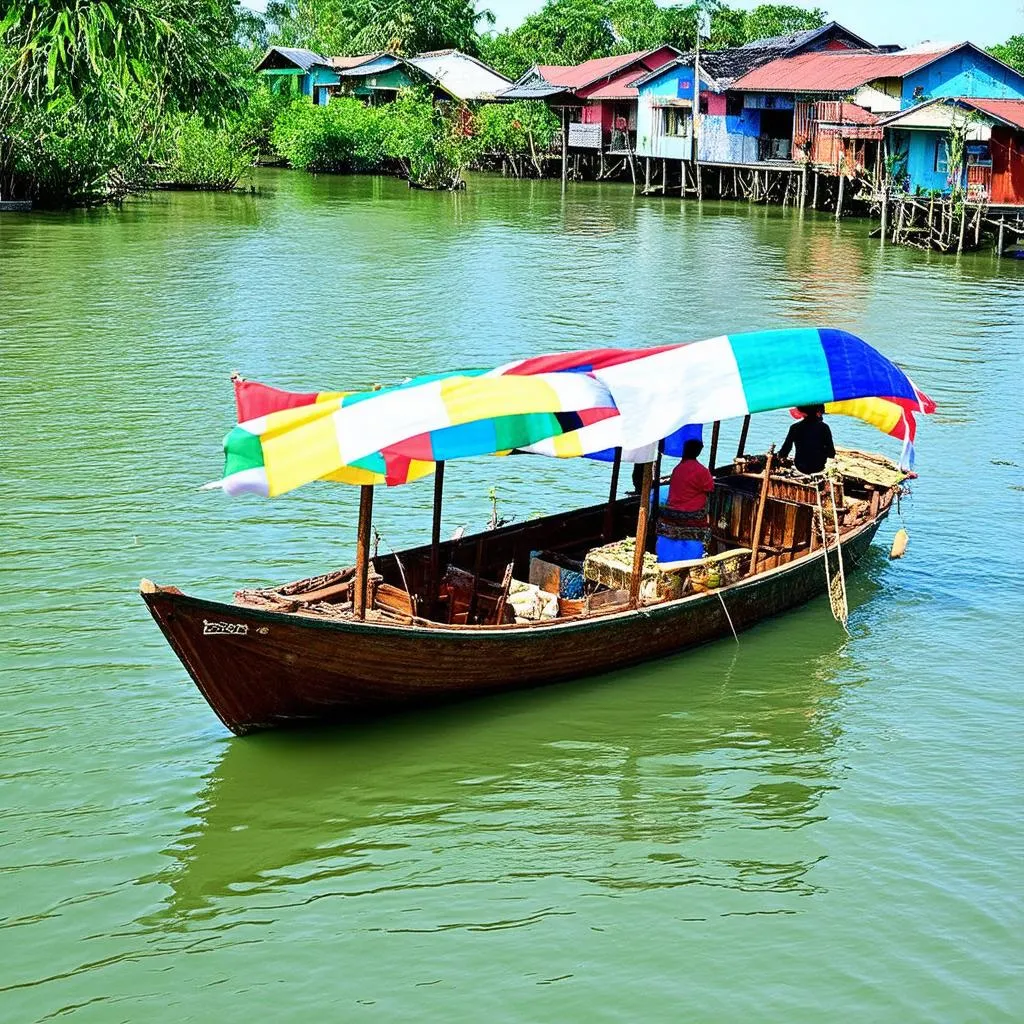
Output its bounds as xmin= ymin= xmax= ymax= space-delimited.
xmin=234 ymin=380 xmax=320 ymax=421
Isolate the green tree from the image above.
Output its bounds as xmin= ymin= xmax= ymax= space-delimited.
xmin=989 ymin=34 xmax=1024 ymax=74
xmin=741 ymin=3 xmax=826 ymax=42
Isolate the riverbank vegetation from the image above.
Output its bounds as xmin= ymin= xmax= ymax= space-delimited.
xmin=6 ymin=0 xmax=1018 ymax=206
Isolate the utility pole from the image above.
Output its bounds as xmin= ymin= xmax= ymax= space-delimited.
xmin=692 ymin=7 xmax=709 ymax=201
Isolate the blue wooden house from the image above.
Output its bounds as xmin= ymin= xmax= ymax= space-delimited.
xmin=255 ymin=47 xmax=345 ymax=105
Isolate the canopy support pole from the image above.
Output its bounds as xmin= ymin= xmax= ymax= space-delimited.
xmin=353 ymin=484 xmax=374 ymax=620
xmin=748 ymin=447 xmax=775 ymax=576
xmin=736 ymin=415 xmax=751 ymax=458
xmin=708 ymin=420 xmax=720 ymax=472
xmin=604 ymin=447 xmax=622 ymax=541
xmin=630 ymin=462 xmax=654 ymax=608
xmin=649 ymin=443 xmax=664 ymax=552
xmin=429 ymin=461 xmax=445 ymax=598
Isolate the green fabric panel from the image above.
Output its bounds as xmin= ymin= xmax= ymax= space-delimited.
xmin=223 ymin=426 xmax=264 ymax=476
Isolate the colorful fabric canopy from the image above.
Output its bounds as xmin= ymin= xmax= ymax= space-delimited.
xmin=214 ymin=370 xmax=617 ymax=496
xmin=209 ymin=328 xmax=934 ymax=496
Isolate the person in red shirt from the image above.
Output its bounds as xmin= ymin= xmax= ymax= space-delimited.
xmin=656 ymin=439 xmax=715 ymax=563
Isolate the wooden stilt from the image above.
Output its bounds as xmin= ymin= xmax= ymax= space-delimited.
xmin=560 ymin=108 xmax=567 ymax=192
xmin=998 ymin=216 xmax=1006 ymax=255
xmin=630 ymin=462 xmax=654 ymax=608
xmin=708 ymin=420 xmax=721 ymax=472
xmin=880 ymin=184 xmax=888 ymax=242
xmin=662 ymin=157 xmax=667 ymax=195
xmin=812 ymin=169 xmax=819 ymax=209
xmin=748 ymin=448 xmax=775 ymax=576
xmin=736 ymin=414 xmax=751 ymax=458
xmin=353 ymin=484 xmax=374 ymax=619
xmin=835 ymin=172 xmax=845 ymax=220
xmin=644 ymin=156 xmax=650 ymax=192
xmin=604 ymin=447 xmax=622 ymax=541
xmin=799 ymin=166 xmax=807 ymax=208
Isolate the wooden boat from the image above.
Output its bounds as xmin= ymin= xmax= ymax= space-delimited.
xmin=141 ymin=447 xmax=908 ymax=735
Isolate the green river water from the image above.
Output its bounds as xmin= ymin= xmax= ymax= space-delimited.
xmin=2 ymin=170 xmax=1022 ymax=1022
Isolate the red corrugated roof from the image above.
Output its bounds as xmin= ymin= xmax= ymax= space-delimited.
xmin=732 ymin=46 xmax=955 ymax=92
xmin=537 ymin=50 xmax=656 ymax=90
xmin=584 ymin=69 xmax=648 ymax=100
xmin=967 ymin=98 xmax=1024 ymax=130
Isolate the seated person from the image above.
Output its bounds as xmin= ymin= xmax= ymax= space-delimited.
xmin=655 ymin=439 xmax=715 ymax=564
xmin=780 ymin=404 xmax=836 ymax=475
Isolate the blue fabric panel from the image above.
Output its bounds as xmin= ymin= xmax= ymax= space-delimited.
xmin=818 ymin=328 xmax=918 ymax=401
xmin=730 ymin=328 xmax=834 ymax=410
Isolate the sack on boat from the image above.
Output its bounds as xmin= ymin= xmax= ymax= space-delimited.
xmin=508 ymin=581 xmax=559 ymax=622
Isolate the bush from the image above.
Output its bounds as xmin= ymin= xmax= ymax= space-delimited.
xmin=270 ymin=97 xmax=385 ymax=172
xmin=377 ymin=89 xmax=480 ymax=189
xmin=474 ymin=101 xmax=559 ymax=171
xmin=156 ymin=113 xmax=257 ymax=189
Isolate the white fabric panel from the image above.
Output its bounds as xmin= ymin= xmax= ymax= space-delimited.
xmin=543 ymin=371 xmax=617 ymax=410
xmin=217 ymin=467 xmax=270 ymax=498
xmin=594 ymin=336 xmax=746 ymax=448
xmin=333 ymin=380 xmax=448 ymax=464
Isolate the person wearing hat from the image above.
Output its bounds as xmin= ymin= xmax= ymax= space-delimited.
xmin=780 ymin=404 xmax=836 ymax=475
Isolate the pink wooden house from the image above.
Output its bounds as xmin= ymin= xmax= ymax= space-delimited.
xmin=502 ymin=46 xmax=680 ymax=153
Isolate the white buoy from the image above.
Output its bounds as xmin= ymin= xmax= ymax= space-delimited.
xmin=890 ymin=528 xmax=909 ymax=559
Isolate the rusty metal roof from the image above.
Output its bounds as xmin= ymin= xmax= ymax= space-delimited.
xmin=731 ymin=46 xmax=957 ymax=92
xmin=967 ymin=98 xmax=1024 ymax=130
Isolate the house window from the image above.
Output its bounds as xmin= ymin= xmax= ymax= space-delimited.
xmin=934 ymin=139 xmax=948 ymax=173
xmin=699 ymin=92 xmax=709 ymax=115
xmin=663 ymin=107 xmax=692 ymax=137
xmin=726 ymin=93 xmax=743 ymax=116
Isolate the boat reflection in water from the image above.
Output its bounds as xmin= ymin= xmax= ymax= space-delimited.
xmin=145 ymin=572 xmax=884 ymax=932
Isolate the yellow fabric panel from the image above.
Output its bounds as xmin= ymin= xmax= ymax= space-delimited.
xmin=549 ymin=430 xmax=585 ymax=458
xmin=262 ymin=407 xmax=343 ymax=497
xmin=440 ymin=375 xmax=557 ymax=423
xmin=826 ymin=397 xmax=903 ymax=436
xmin=320 ymin=459 xmax=435 ymax=487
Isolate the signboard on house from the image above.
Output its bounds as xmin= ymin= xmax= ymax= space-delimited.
xmin=567 ymin=123 xmax=602 ymax=149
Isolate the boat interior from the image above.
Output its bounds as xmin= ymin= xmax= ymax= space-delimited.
xmin=233 ymin=449 xmax=904 ymax=628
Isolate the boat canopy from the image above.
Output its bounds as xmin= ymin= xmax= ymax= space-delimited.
xmin=209 ymin=328 xmax=935 ymax=497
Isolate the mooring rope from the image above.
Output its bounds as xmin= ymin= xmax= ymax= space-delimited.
xmin=716 ymin=589 xmax=738 ymax=644
xmin=813 ymin=478 xmax=850 ymax=635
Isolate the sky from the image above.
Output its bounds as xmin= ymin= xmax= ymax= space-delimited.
xmin=242 ymin=0 xmax=1020 ymax=49
xmin=483 ymin=0 xmax=1019 ymax=47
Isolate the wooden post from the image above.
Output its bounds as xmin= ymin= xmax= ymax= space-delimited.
xmin=708 ymin=420 xmax=721 ymax=472
xmin=880 ymin=184 xmax=888 ymax=243
xmin=649 ymin=445 xmax=664 ymax=553
xmin=644 ymin=156 xmax=650 ymax=192
xmin=736 ymin=414 xmax=751 ymax=458
xmin=748 ymin=447 xmax=775 ymax=576
xmin=811 ymin=169 xmax=819 ymax=209
xmin=429 ymin=460 xmax=445 ymax=596
xmin=799 ymin=166 xmax=807 ymax=208
xmin=835 ymin=172 xmax=845 ymax=220
xmin=629 ymin=462 xmax=654 ymax=608
xmin=998 ymin=216 xmax=1006 ymax=255
xmin=353 ymin=484 xmax=374 ymax=619
xmin=561 ymin=108 xmax=568 ymax=192
xmin=662 ymin=157 xmax=667 ymax=195
xmin=693 ymin=28 xmax=702 ymax=201
xmin=604 ymin=447 xmax=622 ymax=541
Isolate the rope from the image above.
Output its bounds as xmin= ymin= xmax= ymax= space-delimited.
xmin=828 ymin=478 xmax=850 ymax=633
xmin=717 ymin=589 xmax=738 ymax=644
xmin=813 ymin=479 xmax=850 ymax=635
xmin=372 ymin=527 xmax=412 ymax=597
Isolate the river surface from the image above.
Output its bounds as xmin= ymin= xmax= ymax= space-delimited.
xmin=2 ymin=170 xmax=1022 ymax=1022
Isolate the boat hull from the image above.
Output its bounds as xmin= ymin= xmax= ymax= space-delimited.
xmin=142 ymin=519 xmax=882 ymax=735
